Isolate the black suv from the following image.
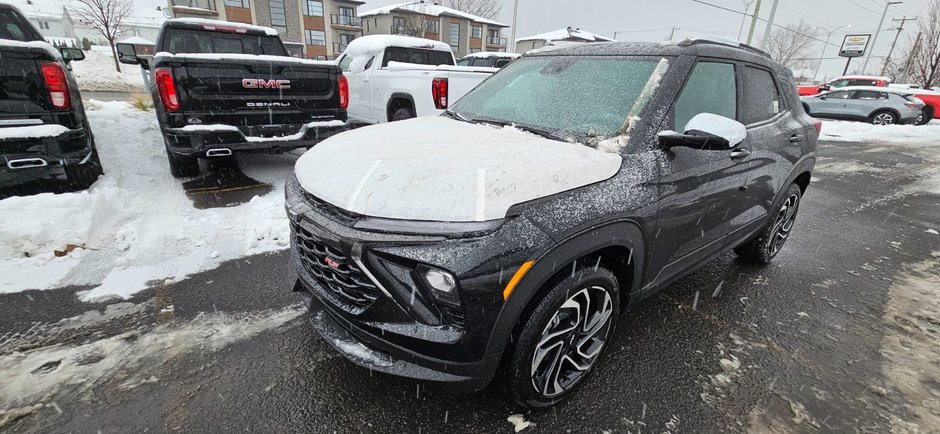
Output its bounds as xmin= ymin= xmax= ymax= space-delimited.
xmin=0 ymin=3 xmax=101 ymax=192
xmin=286 ymin=40 xmax=818 ymax=408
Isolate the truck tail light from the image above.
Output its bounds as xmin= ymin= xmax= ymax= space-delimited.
xmin=432 ymin=77 xmax=448 ymax=110
xmin=338 ymin=75 xmax=348 ymax=110
xmin=154 ymin=67 xmax=180 ymax=112
xmin=39 ymin=61 xmax=70 ymax=110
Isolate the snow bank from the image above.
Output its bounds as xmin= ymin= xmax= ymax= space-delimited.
xmin=0 ymin=101 xmax=297 ymax=298
xmin=820 ymin=120 xmax=940 ymax=144
xmin=69 ymin=49 xmax=147 ymax=92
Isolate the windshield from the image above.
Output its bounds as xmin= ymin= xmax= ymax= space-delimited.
xmin=451 ymin=56 xmax=665 ymax=141
xmin=162 ymin=28 xmax=287 ymax=56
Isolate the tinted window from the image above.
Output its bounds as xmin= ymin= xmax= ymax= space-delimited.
xmin=0 ymin=9 xmax=41 ymax=41
xmin=824 ymin=90 xmax=852 ymax=99
xmin=469 ymin=57 xmax=493 ymax=67
xmin=456 ymin=58 xmax=472 ymax=66
xmin=495 ymin=58 xmax=511 ymax=68
xmin=452 ymin=57 xmax=664 ymax=139
xmin=675 ymin=62 xmax=736 ymax=131
xmin=740 ymin=66 xmax=781 ymax=125
xmin=163 ymin=28 xmax=287 ymax=56
xmin=852 ymin=90 xmax=888 ymax=100
xmin=382 ymin=47 xmax=454 ymax=66
xmin=848 ymin=79 xmax=879 ymax=87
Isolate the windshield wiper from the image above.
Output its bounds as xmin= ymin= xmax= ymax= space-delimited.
xmin=471 ymin=117 xmax=565 ymax=141
xmin=443 ymin=109 xmax=472 ymax=123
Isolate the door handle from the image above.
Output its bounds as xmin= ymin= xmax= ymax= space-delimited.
xmin=789 ymin=134 xmax=804 ymax=143
xmin=730 ymin=148 xmax=750 ymax=159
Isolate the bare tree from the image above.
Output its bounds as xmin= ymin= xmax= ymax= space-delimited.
xmin=394 ymin=13 xmax=435 ymax=38
xmin=443 ymin=0 xmax=501 ymax=20
xmin=71 ymin=0 xmax=133 ymax=72
xmin=903 ymin=0 xmax=940 ymax=88
xmin=764 ymin=21 xmax=818 ymax=69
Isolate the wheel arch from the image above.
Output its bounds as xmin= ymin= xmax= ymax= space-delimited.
xmin=386 ymin=93 xmax=416 ymax=121
xmin=483 ymin=220 xmax=646 ymax=358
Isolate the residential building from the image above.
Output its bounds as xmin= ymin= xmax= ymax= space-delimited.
xmin=358 ymin=1 xmax=509 ymax=58
xmin=167 ymin=0 xmax=365 ymax=59
xmin=7 ymin=0 xmax=165 ymax=46
xmin=515 ymin=27 xmax=613 ymax=53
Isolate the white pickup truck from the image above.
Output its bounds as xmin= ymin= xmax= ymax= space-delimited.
xmin=337 ymin=35 xmax=498 ymax=124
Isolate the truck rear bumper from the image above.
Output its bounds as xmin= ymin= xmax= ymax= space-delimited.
xmin=163 ymin=121 xmax=349 ymax=157
xmin=0 ymin=127 xmax=94 ymax=188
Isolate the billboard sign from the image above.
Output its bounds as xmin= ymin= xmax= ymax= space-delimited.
xmin=840 ymin=34 xmax=871 ymax=58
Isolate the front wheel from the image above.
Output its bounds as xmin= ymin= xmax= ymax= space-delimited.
xmin=504 ymin=266 xmax=619 ymax=408
xmin=869 ymin=110 xmax=896 ymax=126
xmin=734 ymin=183 xmax=802 ymax=264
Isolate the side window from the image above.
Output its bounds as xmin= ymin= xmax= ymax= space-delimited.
xmin=849 ymin=79 xmax=878 ymax=87
xmin=495 ymin=58 xmax=511 ymax=68
xmin=363 ymin=56 xmax=374 ymax=71
xmin=740 ymin=66 xmax=781 ymax=125
xmin=338 ymin=55 xmax=353 ymax=71
xmin=456 ymin=58 xmax=472 ymax=66
xmin=674 ymin=61 xmax=737 ymax=131
xmin=826 ymin=90 xmax=852 ymax=99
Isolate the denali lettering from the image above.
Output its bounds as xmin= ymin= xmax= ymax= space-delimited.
xmin=247 ymin=102 xmax=292 ymax=107
xmin=242 ymin=78 xmax=292 ymax=90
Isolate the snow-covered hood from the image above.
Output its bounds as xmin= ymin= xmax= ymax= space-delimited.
xmin=294 ymin=116 xmax=623 ymax=222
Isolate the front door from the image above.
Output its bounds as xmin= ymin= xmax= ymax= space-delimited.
xmin=812 ymin=90 xmax=852 ymax=117
xmin=649 ymin=60 xmax=750 ymax=286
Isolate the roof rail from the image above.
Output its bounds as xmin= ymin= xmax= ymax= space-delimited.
xmin=678 ymin=38 xmax=771 ymax=58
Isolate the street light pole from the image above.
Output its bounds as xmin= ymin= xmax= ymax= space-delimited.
xmin=509 ymin=0 xmax=519 ymax=53
xmin=737 ymin=0 xmax=755 ymax=42
xmin=813 ymin=24 xmax=851 ymax=83
xmin=862 ymin=1 xmax=903 ymax=73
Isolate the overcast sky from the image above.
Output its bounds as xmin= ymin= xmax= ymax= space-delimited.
xmin=357 ymin=0 xmax=935 ymax=79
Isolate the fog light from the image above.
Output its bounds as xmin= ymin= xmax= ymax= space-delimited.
xmin=423 ymin=268 xmax=456 ymax=293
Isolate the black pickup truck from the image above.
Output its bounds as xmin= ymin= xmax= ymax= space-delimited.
xmin=0 ymin=3 xmax=101 ymax=192
xmin=118 ymin=18 xmax=348 ymax=177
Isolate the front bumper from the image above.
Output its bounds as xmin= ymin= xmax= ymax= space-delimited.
xmin=0 ymin=127 xmax=94 ymax=188
xmin=163 ymin=121 xmax=350 ymax=156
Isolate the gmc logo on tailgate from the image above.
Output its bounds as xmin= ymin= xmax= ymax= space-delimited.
xmin=242 ymin=79 xmax=291 ymax=90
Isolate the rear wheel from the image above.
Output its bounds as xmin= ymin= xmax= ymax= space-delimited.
xmin=869 ymin=110 xmax=896 ymax=126
xmin=734 ymin=183 xmax=802 ymax=264
xmin=916 ymin=107 xmax=933 ymax=125
xmin=391 ymin=107 xmax=415 ymax=121
xmin=504 ymin=266 xmax=619 ymax=408
xmin=64 ymin=147 xmax=104 ymax=191
xmin=167 ymin=151 xmax=199 ymax=178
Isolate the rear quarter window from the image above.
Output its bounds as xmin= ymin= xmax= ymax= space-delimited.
xmin=382 ymin=47 xmax=454 ymax=67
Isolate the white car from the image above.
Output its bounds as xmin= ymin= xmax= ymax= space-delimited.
xmin=337 ymin=35 xmax=499 ymax=124
xmin=456 ymin=51 xmax=520 ymax=68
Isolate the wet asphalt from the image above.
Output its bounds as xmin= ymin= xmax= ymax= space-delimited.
xmin=1 ymin=138 xmax=938 ymax=433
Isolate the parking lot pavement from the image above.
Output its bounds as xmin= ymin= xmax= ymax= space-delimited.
xmin=1 ymin=138 xmax=938 ymax=433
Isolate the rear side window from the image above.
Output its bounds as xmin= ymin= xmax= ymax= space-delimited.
xmin=849 ymin=79 xmax=879 ymax=87
xmin=495 ymin=58 xmax=511 ymax=68
xmin=740 ymin=66 xmax=781 ymax=125
xmin=825 ymin=90 xmax=852 ymax=99
xmin=675 ymin=62 xmax=737 ymax=130
xmin=456 ymin=58 xmax=471 ymax=66
xmin=338 ymin=55 xmax=353 ymax=71
xmin=382 ymin=47 xmax=454 ymax=67
xmin=163 ymin=28 xmax=287 ymax=56
xmin=852 ymin=90 xmax=888 ymax=100
xmin=0 ymin=9 xmax=40 ymax=41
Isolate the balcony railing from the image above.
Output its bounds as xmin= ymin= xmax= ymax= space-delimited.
xmin=331 ymin=14 xmax=361 ymax=27
xmin=171 ymin=0 xmax=217 ymax=11
xmin=391 ymin=24 xmax=420 ymax=36
xmin=486 ymin=36 xmax=507 ymax=46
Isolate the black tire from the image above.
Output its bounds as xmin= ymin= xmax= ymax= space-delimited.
xmin=167 ymin=151 xmax=199 ymax=178
xmin=64 ymin=147 xmax=104 ymax=191
xmin=734 ymin=183 xmax=802 ymax=264
xmin=869 ymin=110 xmax=897 ymax=126
xmin=915 ymin=107 xmax=933 ymax=125
xmin=504 ymin=266 xmax=620 ymax=409
xmin=390 ymin=107 xmax=415 ymax=122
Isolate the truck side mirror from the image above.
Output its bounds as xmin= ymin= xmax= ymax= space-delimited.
xmin=59 ymin=47 xmax=85 ymax=63
xmin=116 ymin=43 xmax=139 ymax=65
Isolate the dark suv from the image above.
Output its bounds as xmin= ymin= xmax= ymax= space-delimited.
xmin=286 ymin=40 xmax=819 ymax=408
xmin=0 ymin=3 xmax=101 ymax=192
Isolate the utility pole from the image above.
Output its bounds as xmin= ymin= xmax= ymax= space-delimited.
xmin=898 ymin=31 xmax=922 ymax=83
xmin=760 ymin=0 xmax=780 ymax=49
xmin=509 ymin=0 xmax=519 ymax=53
xmin=746 ymin=0 xmax=763 ymax=45
xmin=668 ymin=26 xmax=679 ymax=41
xmin=881 ymin=16 xmax=917 ymax=76
xmin=863 ymin=1 xmax=903 ymax=73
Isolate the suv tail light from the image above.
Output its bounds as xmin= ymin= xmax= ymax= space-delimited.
xmin=338 ymin=75 xmax=348 ymax=110
xmin=814 ymin=120 xmax=822 ymax=134
xmin=432 ymin=77 xmax=448 ymax=110
xmin=154 ymin=67 xmax=180 ymax=112
xmin=39 ymin=61 xmax=70 ymax=110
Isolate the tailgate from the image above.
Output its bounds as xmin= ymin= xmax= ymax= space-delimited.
xmin=173 ymin=57 xmax=341 ymax=125
xmin=0 ymin=47 xmax=51 ymax=124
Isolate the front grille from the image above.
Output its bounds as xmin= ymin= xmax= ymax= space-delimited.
xmin=292 ymin=221 xmax=380 ymax=310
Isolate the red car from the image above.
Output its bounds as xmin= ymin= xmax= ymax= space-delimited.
xmin=910 ymin=90 xmax=940 ymax=125
xmin=797 ymin=75 xmax=891 ymax=96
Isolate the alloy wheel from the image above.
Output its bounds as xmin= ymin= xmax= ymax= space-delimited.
xmin=530 ymin=286 xmax=613 ymax=398
xmin=873 ymin=113 xmax=895 ymax=125
xmin=768 ymin=193 xmax=800 ymax=255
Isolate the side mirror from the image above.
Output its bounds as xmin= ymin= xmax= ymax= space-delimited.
xmin=116 ymin=43 xmax=139 ymax=65
xmin=659 ymin=113 xmax=746 ymax=150
xmin=819 ymin=84 xmax=830 ymax=92
xmin=59 ymin=47 xmax=84 ymax=63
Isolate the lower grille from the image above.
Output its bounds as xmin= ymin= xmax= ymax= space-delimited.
xmin=291 ymin=221 xmax=379 ymax=310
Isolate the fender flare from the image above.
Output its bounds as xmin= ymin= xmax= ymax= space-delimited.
xmin=386 ymin=93 xmax=416 ymax=121
xmin=482 ymin=219 xmax=647 ymax=359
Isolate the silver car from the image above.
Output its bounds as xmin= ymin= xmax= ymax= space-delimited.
xmin=801 ymin=86 xmax=925 ymax=125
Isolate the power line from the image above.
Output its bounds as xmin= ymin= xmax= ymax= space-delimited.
xmin=691 ymin=0 xmax=844 ymax=47
xmin=846 ymin=0 xmax=883 ymax=15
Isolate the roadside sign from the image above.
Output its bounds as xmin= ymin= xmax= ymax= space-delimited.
xmin=839 ymin=34 xmax=871 ymax=58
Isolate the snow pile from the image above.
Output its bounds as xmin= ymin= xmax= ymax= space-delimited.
xmin=820 ymin=120 xmax=940 ymax=144
xmin=69 ymin=50 xmax=147 ymax=92
xmin=0 ymin=101 xmax=296 ymax=298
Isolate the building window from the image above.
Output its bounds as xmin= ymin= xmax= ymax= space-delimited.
xmin=339 ymin=33 xmax=355 ymax=45
xmin=303 ymin=0 xmax=323 ymax=16
xmin=38 ymin=21 xmax=50 ymax=30
xmin=424 ymin=20 xmax=440 ymax=33
xmin=269 ymin=0 xmax=287 ymax=32
xmin=338 ymin=6 xmax=353 ymax=16
xmin=449 ymin=22 xmax=459 ymax=49
xmin=223 ymin=0 xmax=249 ymax=7
xmin=471 ymin=25 xmax=481 ymax=39
xmin=306 ymin=29 xmax=326 ymax=46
